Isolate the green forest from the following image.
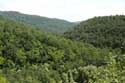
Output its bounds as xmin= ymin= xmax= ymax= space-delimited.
xmin=0 ymin=12 xmax=125 ymax=83
xmin=64 ymin=15 xmax=125 ymax=49
xmin=0 ymin=11 xmax=77 ymax=33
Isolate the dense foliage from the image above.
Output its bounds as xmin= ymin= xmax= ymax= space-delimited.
xmin=64 ymin=15 xmax=125 ymax=50
xmin=0 ymin=11 xmax=76 ymax=33
xmin=0 ymin=16 xmax=125 ymax=83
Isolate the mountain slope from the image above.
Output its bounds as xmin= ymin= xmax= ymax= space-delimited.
xmin=0 ymin=11 xmax=76 ymax=33
xmin=0 ymin=16 xmax=124 ymax=83
xmin=64 ymin=15 xmax=125 ymax=49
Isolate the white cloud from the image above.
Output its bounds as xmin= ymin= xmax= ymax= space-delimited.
xmin=0 ymin=0 xmax=125 ymax=22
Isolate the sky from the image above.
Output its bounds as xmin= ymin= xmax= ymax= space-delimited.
xmin=0 ymin=0 xmax=125 ymax=22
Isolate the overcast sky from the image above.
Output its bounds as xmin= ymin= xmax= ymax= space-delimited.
xmin=0 ymin=0 xmax=125 ymax=22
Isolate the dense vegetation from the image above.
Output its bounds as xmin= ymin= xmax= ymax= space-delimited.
xmin=64 ymin=15 xmax=125 ymax=50
xmin=0 ymin=15 xmax=125 ymax=83
xmin=0 ymin=11 xmax=76 ymax=33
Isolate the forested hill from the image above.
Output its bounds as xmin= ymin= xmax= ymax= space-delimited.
xmin=0 ymin=16 xmax=125 ymax=83
xmin=64 ymin=15 xmax=125 ymax=49
xmin=0 ymin=11 xmax=76 ymax=33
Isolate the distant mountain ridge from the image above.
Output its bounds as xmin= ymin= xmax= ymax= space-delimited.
xmin=0 ymin=11 xmax=77 ymax=33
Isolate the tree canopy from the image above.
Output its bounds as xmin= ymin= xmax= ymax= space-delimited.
xmin=64 ymin=15 xmax=125 ymax=50
xmin=0 ymin=15 xmax=124 ymax=83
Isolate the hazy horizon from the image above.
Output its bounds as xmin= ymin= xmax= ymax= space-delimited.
xmin=0 ymin=0 xmax=125 ymax=22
